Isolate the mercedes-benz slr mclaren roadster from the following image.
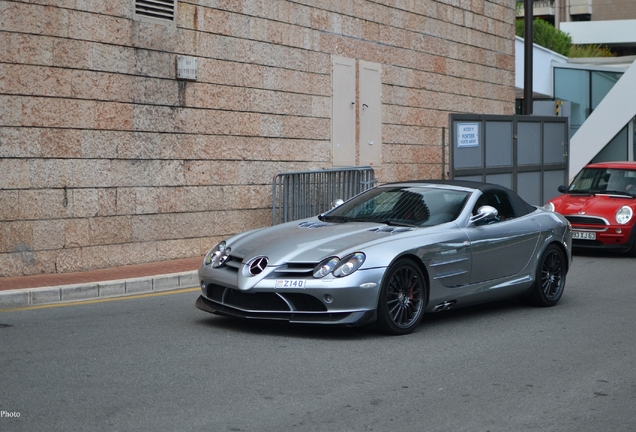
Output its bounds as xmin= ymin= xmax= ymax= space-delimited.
xmin=196 ymin=181 xmax=572 ymax=335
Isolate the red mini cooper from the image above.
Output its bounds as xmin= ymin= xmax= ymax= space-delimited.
xmin=546 ymin=161 xmax=636 ymax=255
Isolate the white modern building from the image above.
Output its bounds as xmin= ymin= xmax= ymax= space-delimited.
xmin=517 ymin=37 xmax=636 ymax=179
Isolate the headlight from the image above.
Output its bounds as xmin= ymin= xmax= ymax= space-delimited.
xmin=203 ymin=241 xmax=228 ymax=267
xmin=544 ymin=202 xmax=555 ymax=212
xmin=313 ymin=252 xmax=366 ymax=278
xmin=333 ymin=252 xmax=366 ymax=277
xmin=313 ymin=257 xmax=339 ymax=278
xmin=616 ymin=206 xmax=633 ymax=225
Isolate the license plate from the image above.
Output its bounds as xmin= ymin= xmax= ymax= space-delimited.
xmin=572 ymin=231 xmax=596 ymax=240
xmin=275 ymin=279 xmax=305 ymax=289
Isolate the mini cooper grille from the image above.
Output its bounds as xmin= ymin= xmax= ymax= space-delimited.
xmin=205 ymin=284 xmax=327 ymax=312
xmin=565 ymin=215 xmax=608 ymax=226
xmin=572 ymin=239 xmax=603 ymax=247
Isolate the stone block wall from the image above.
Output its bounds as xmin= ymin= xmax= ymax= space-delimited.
xmin=591 ymin=0 xmax=636 ymax=21
xmin=0 ymin=0 xmax=515 ymax=277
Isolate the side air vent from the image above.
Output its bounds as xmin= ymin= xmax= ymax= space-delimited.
xmin=134 ymin=0 xmax=176 ymax=25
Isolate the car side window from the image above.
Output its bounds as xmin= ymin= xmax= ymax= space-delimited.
xmin=472 ymin=191 xmax=516 ymax=223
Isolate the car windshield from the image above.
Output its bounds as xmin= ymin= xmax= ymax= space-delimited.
xmin=568 ymin=168 xmax=636 ymax=196
xmin=320 ymin=186 xmax=470 ymax=227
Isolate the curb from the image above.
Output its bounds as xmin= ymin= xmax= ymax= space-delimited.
xmin=0 ymin=271 xmax=199 ymax=310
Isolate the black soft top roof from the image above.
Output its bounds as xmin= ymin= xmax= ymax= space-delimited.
xmin=382 ymin=179 xmax=537 ymax=217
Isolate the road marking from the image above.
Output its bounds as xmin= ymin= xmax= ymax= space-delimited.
xmin=0 ymin=287 xmax=200 ymax=313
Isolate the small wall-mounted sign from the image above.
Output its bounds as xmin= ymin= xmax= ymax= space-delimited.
xmin=457 ymin=123 xmax=480 ymax=148
xmin=177 ymin=56 xmax=198 ymax=80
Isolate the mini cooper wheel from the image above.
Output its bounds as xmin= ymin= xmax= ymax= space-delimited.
xmin=376 ymin=259 xmax=426 ymax=335
xmin=527 ymin=244 xmax=566 ymax=307
xmin=627 ymin=229 xmax=636 ymax=257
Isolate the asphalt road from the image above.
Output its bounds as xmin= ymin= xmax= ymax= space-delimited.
xmin=1 ymin=252 xmax=635 ymax=432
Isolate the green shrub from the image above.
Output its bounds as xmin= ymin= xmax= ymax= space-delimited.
xmin=569 ymin=44 xmax=616 ymax=58
xmin=515 ymin=18 xmax=572 ymax=57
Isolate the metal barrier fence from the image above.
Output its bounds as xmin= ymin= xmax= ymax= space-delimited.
xmin=272 ymin=167 xmax=377 ymax=225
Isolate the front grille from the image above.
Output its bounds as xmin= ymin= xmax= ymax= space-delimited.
xmin=281 ymin=293 xmax=328 ymax=312
xmin=216 ymin=256 xmax=319 ymax=278
xmin=225 ymin=255 xmax=243 ymax=270
xmin=207 ymin=284 xmax=226 ymax=302
xmin=224 ymin=289 xmax=290 ymax=311
xmin=573 ymin=239 xmax=603 ymax=247
xmin=271 ymin=262 xmax=316 ymax=278
xmin=205 ymin=284 xmax=327 ymax=312
xmin=565 ymin=215 xmax=608 ymax=226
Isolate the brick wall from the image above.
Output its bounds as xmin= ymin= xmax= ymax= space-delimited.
xmin=0 ymin=0 xmax=516 ymax=277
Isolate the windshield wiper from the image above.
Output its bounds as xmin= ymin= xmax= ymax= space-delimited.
xmin=319 ymin=215 xmax=368 ymax=222
xmin=601 ymin=190 xmax=634 ymax=197
xmin=568 ymin=189 xmax=596 ymax=194
xmin=318 ymin=214 xmax=344 ymax=222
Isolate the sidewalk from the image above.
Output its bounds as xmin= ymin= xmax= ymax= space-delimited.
xmin=0 ymin=257 xmax=203 ymax=310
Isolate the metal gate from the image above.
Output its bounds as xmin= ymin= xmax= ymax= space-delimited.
xmin=272 ymin=167 xmax=377 ymax=224
xmin=450 ymin=114 xmax=569 ymax=206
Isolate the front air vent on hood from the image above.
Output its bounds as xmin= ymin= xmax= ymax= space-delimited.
xmin=298 ymin=221 xmax=335 ymax=229
xmin=369 ymin=227 xmax=413 ymax=234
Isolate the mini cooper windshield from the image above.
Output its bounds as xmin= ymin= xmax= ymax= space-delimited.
xmin=567 ymin=167 xmax=636 ymax=196
xmin=320 ymin=186 xmax=470 ymax=227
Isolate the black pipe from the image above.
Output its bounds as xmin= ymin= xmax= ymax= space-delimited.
xmin=523 ymin=0 xmax=533 ymax=115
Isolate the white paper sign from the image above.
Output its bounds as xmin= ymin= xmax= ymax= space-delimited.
xmin=457 ymin=123 xmax=479 ymax=148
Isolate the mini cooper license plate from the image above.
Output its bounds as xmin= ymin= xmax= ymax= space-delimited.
xmin=276 ymin=279 xmax=305 ymax=288
xmin=572 ymin=231 xmax=596 ymax=240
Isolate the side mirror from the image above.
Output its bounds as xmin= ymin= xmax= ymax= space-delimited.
xmin=469 ymin=205 xmax=498 ymax=225
xmin=331 ymin=199 xmax=344 ymax=208
xmin=557 ymin=185 xmax=569 ymax=193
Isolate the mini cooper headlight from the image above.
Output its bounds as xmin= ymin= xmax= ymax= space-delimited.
xmin=204 ymin=241 xmax=228 ymax=267
xmin=544 ymin=202 xmax=555 ymax=212
xmin=313 ymin=253 xmax=366 ymax=278
xmin=616 ymin=206 xmax=633 ymax=225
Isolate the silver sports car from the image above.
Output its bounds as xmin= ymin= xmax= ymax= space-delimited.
xmin=196 ymin=181 xmax=572 ymax=335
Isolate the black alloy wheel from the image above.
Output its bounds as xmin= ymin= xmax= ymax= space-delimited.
xmin=528 ymin=244 xmax=566 ymax=307
xmin=376 ymin=259 xmax=426 ymax=335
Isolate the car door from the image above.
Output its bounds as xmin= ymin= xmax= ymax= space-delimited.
xmin=465 ymin=190 xmax=540 ymax=284
xmin=427 ymin=230 xmax=472 ymax=288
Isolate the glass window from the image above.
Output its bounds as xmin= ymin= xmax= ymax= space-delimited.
xmin=568 ymin=167 xmax=636 ymax=196
xmin=633 ymin=117 xmax=636 ymax=160
xmin=591 ymin=71 xmax=622 ymax=110
xmin=592 ymin=126 xmax=628 ymax=163
xmin=554 ymin=68 xmax=590 ymax=138
xmin=472 ymin=191 xmax=516 ymax=221
xmin=322 ymin=187 xmax=470 ymax=227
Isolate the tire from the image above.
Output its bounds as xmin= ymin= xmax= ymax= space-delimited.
xmin=376 ymin=259 xmax=427 ymax=335
xmin=527 ymin=244 xmax=566 ymax=307
xmin=627 ymin=227 xmax=636 ymax=257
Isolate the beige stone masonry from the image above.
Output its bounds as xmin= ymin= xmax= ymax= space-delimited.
xmin=0 ymin=0 xmax=516 ymax=277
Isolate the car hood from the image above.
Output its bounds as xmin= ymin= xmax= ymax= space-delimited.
xmin=551 ymin=194 xmax=636 ymax=219
xmin=226 ymin=218 xmax=426 ymax=265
